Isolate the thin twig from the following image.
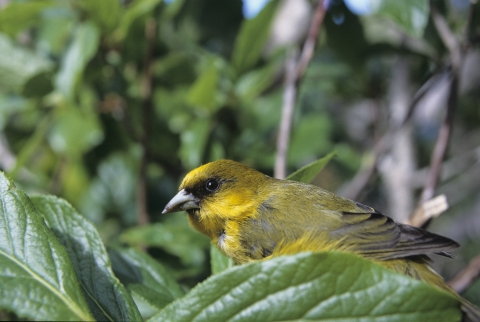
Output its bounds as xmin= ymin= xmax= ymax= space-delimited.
xmin=340 ymin=72 xmax=444 ymax=200
xmin=462 ymin=0 xmax=477 ymax=45
xmin=136 ymin=18 xmax=156 ymax=226
xmin=429 ymin=0 xmax=462 ymax=68
xmin=274 ymin=0 xmax=327 ymax=179
xmin=418 ymin=1 xmax=464 ymax=205
xmin=448 ymin=254 xmax=480 ymax=294
xmin=275 ymin=50 xmax=298 ymax=179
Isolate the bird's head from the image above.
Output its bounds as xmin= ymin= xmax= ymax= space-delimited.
xmin=162 ymin=160 xmax=269 ymax=238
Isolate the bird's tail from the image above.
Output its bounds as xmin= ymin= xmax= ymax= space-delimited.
xmin=462 ymin=298 xmax=480 ymax=322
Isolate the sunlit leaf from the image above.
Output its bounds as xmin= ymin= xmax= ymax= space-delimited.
xmin=286 ymin=151 xmax=336 ymax=183
xmin=0 ymin=1 xmax=54 ymax=36
xmin=0 ymin=172 xmax=93 ymax=321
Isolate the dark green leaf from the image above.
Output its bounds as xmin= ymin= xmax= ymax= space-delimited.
xmin=286 ymin=151 xmax=336 ymax=183
xmin=80 ymin=0 xmax=121 ymax=31
xmin=121 ymin=215 xmax=210 ymax=266
xmin=30 ymin=195 xmax=142 ymax=322
xmin=231 ymin=0 xmax=279 ymax=75
xmin=109 ymin=247 xmax=185 ymax=316
xmin=0 ymin=172 xmax=93 ymax=321
xmin=150 ymin=252 xmax=461 ymax=322
xmin=113 ymin=0 xmax=162 ymax=41
xmin=210 ymin=245 xmax=234 ymax=275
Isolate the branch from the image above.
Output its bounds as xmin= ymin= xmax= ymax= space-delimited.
xmin=418 ymin=1 xmax=464 ymax=205
xmin=339 ymin=72 xmax=444 ymax=200
xmin=429 ymin=0 xmax=462 ymax=69
xmin=448 ymin=254 xmax=480 ymax=294
xmin=136 ymin=17 xmax=156 ymax=226
xmin=274 ymin=0 xmax=327 ymax=179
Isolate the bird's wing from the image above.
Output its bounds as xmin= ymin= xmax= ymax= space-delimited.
xmin=331 ymin=210 xmax=459 ymax=260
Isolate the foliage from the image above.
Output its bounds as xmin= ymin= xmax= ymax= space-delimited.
xmin=0 ymin=170 xmax=462 ymax=321
xmin=0 ymin=0 xmax=479 ymax=320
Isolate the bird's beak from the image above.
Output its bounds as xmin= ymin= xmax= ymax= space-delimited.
xmin=162 ymin=189 xmax=199 ymax=214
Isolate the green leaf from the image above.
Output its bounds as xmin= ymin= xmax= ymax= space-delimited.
xmin=79 ymin=0 xmax=121 ymax=31
xmin=0 ymin=34 xmax=54 ymax=94
xmin=47 ymin=106 xmax=103 ymax=156
xmin=55 ymin=21 xmax=100 ymax=100
xmin=286 ymin=151 xmax=336 ymax=183
xmin=179 ymin=118 xmax=211 ymax=169
xmin=79 ymin=152 xmax=140 ymax=225
xmin=113 ymin=0 xmax=163 ymax=42
xmin=231 ymin=0 xmax=279 ymax=75
xmin=288 ymin=115 xmax=333 ymax=165
xmin=186 ymin=61 xmax=219 ymax=112
xmin=30 ymin=195 xmax=142 ymax=322
xmin=235 ymin=58 xmax=281 ymax=101
xmin=0 ymin=172 xmax=93 ymax=321
xmin=109 ymin=248 xmax=185 ymax=316
xmin=210 ymin=245 xmax=234 ymax=275
xmin=0 ymin=1 xmax=54 ymax=36
xmin=371 ymin=0 xmax=429 ymax=38
xmin=120 ymin=215 xmax=210 ymax=266
xmin=150 ymin=252 xmax=461 ymax=322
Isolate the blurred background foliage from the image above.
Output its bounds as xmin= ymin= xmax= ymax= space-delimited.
xmin=0 ymin=0 xmax=479 ymax=306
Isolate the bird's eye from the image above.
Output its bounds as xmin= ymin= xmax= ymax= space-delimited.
xmin=205 ymin=179 xmax=220 ymax=192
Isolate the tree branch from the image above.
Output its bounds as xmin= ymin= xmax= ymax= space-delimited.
xmin=136 ymin=17 xmax=156 ymax=226
xmin=448 ymin=254 xmax=480 ymax=294
xmin=275 ymin=0 xmax=327 ymax=179
xmin=418 ymin=1 xmax=464 ymax=205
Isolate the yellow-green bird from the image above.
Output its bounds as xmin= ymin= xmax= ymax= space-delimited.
xmin=163 ymin=159 xmax=480 ymax=321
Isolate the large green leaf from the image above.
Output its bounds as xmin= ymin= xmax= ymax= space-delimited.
xmin=109 ymin=247 xmax=185 ymax=316
xmin=286 ymin=151 xmax=336 ymax=183
xmin=30 ymin=195 xmax=142 ymax=322
xmin=0 ymin=172 xmax=93 ymax=321
xmin=231 ymin=0 xmax=279 ymax=75
xmin=150 ymin=252 xmax=461 ymax=322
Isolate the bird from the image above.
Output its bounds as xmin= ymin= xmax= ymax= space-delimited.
xmin=163 ymin=159 xmax=480 ymax=321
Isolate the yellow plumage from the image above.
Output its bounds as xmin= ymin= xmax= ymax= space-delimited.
xmin=163 ymin=159 xmax=480 ymax=321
